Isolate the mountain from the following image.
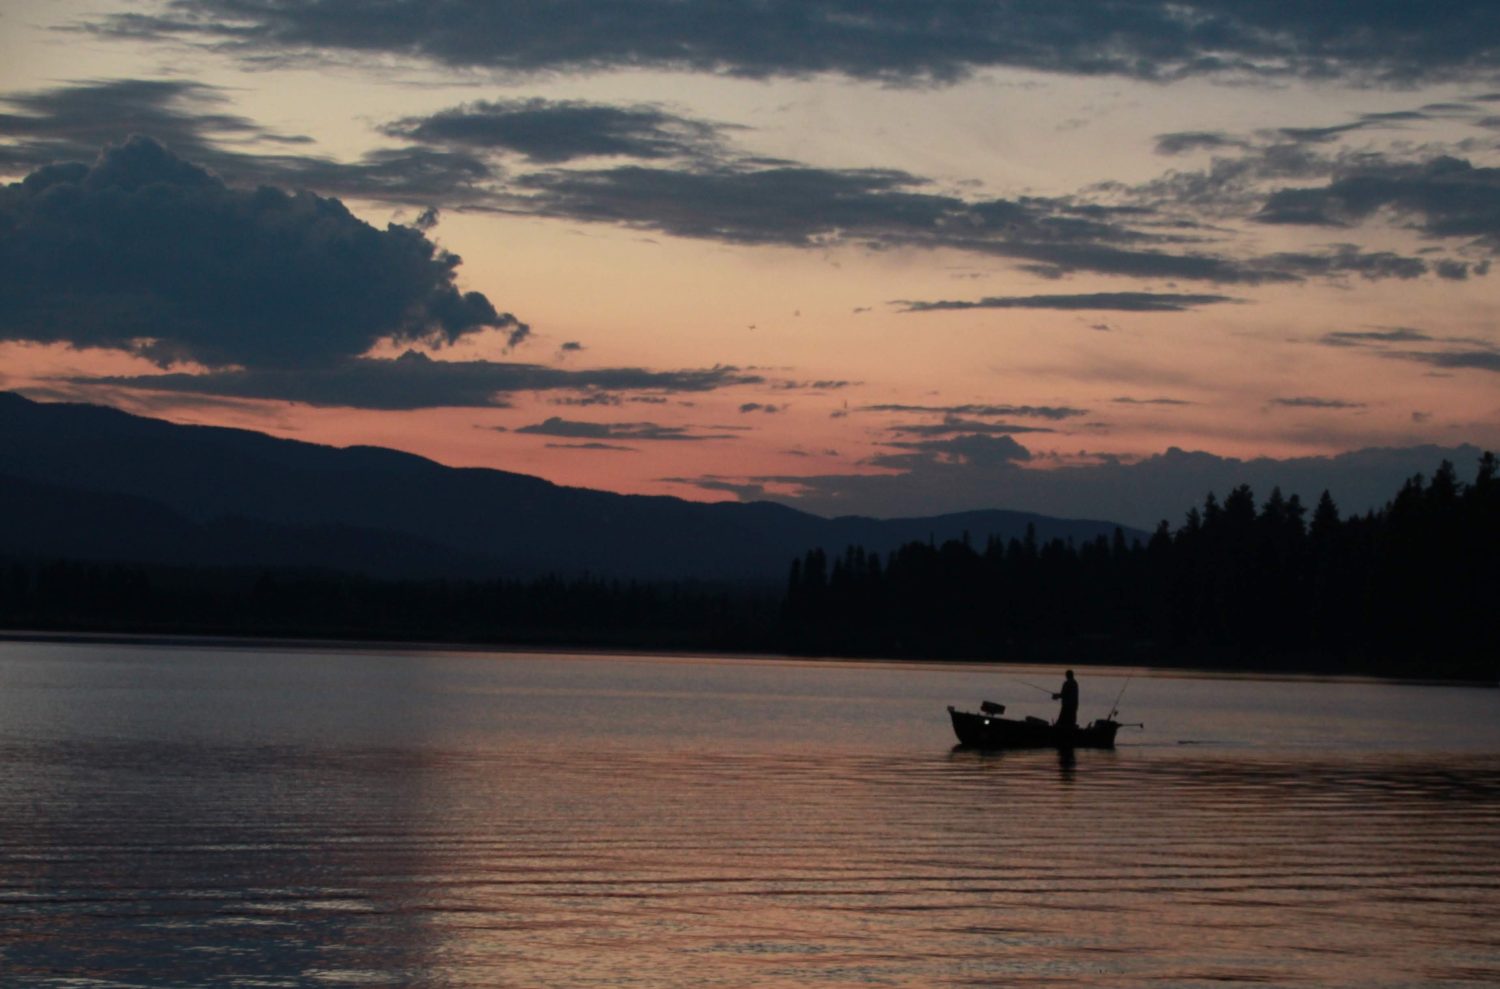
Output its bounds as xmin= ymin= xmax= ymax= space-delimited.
xmin=0 ymin=392 xmax=1143 ymax=581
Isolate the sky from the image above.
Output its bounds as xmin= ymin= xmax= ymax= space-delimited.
xmin=1 ymin=1 xmax=1498 ymax=528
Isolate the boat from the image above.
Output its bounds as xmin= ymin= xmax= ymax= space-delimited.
xmin=947 ymin=704 xmax=1120 ymax=749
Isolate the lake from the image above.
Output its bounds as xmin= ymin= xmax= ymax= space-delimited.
xmin=1 ymin=640 xmax=1497 ymax=988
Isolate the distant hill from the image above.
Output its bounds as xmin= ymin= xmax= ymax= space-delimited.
xmin=0 ymin=392 xmax=1143 ymax=581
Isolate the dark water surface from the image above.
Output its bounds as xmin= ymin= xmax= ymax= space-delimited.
xmin=1 ymin=642 xmax=1497 ymax=987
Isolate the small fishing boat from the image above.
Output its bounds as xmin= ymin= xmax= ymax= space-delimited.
xmin=947 ymin=704 xmax=1120 ymax=749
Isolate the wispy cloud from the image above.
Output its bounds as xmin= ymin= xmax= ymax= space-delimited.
xmin=1269 ymin=396 xmax=1367 ymax=410
xmin=1319 ymin=328 xmax=1437 ymax=347
xmin=895 ymin=291 xmax=1239 ymax=313
xmin=1312 ymin=326 xmax=1500 ymax=375
xmin=861 ymin=403 xmax=1088 ymax=420
xmin=381 ymin=99 xmax=732 ymax=164
xmin=77 ymin=352 xmax=763 ymax=410
xmin=886 ymin=416 xmax=1057 ymax=437
xmin=516 ymin=416 xmax=740 ymax=441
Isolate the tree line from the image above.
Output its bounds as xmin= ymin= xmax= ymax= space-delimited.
xmin=1 ymin=454 xmax=1494 ymax=678
xmin=0 ymin=565 xmax=780 ymax=653
xmin=783 ymin=453 xmax=1497 ymax=678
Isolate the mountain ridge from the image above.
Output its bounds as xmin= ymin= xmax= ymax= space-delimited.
xmin=0 ymin=392 xmax=1143 ymax=580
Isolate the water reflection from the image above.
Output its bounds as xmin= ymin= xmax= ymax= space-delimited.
xmin=0 ymin=739 xmax=447 ymax=986
xmin=0 ymin=643 xmax=1496 ymax=987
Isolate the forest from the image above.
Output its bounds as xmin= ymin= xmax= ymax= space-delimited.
xmin=784 ymin=453 xmax=1497 ymax=678
xmin=1 ymin=454 xmax=1495 ymax=679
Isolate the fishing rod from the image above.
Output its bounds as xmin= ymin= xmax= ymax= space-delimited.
xmin=1013 ymin=678 xmax=1056 ymax=697
xmin=1106 ymin=675 xmax=1133 ymax=723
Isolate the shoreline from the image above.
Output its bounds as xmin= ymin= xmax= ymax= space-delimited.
xmin=2 ymin=626 xmax=1492 ymax=688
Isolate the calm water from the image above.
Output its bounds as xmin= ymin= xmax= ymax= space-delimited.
xmin=0 ymin=641 xmax=1497 ymax=988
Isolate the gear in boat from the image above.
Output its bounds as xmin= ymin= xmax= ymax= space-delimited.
xmin=947 ymin=698 xmax=1124 ymax=749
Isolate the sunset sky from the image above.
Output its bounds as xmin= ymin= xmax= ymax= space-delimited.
xmin=2 ymin=2 xmax=1497 ymax=526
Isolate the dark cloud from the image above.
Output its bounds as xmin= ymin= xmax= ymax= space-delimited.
xmin=0 ymin=79 xmax=498 ymax=206
xmin=1118 ymin=137 xmax=1496 ymax=282
xmin=0 ymin=78 xmax=303 ymax=173
xmin=382 ymin=99 xmax=729 ymax=164
xmin=693 ymin=443 xmax=1488 ymax=528
xmin=1256 ymin=155 xmax=1500 ymax=247
xmin=1269 ymin=396 xmax=1367 ymax=410
xmin=868 ymin=433 xmax=1034 ymax=471
xmin=550 ymin=392 xmax=620 ymax=407
xmin=896 ymin=291 xmax=1238 ymax=313
xmin=1385 ymin=348 xmax=1500 ymax=374
xmin=1276 ymin=122 xmax=1373 ymax=145
xmin=1112 ymin=396 xmax=1194 ymax=405
xmin=6 ymin=85 xmax=1474 ymax=287
xmin=77 ymin=351 xmax=763 ymax=410
xmin=5 ymin=87 xmax=1484 ymax=294
xmin=511 ymin=163 xmax=960 ymax=247
xmin=83 ymin=2 xmax=1500 ymax=85
xmin=665 ymin=477 xmax=770 ymax=500
xmin=516 ymin=416 xmax=738 ymax=441
xmin=1312 ymin=327 xmax=1500 ymax=375
xmin=0 ymin=137 xmax=522 ymax=368
xmin=507 ymin=162 xmax=1334 ymax=282
xmin=1258 ymin=245 xmax=1434 ymax=281
xmin=773 ymin=379 xmax=854 ymax=390
xmin=738 ymin=402 xmax=782 ymax=414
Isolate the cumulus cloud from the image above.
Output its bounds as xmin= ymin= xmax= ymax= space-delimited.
xmin=79 ymin=351 xmax=763 ymax=410
xmin=0 ymin=137 xmax=523 ymax=368
xmin=84 ymin=2 xmax=1500 ymax=85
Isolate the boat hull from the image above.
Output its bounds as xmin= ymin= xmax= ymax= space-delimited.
xmin=948 ymin=706 xmax=1119 ymax=750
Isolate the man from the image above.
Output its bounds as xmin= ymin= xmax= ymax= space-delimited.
xmin=1052 ymin=669 xmax=1079 ymax=730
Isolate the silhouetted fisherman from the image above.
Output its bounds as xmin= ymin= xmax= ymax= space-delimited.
xmin=1052 ymin=670 xmax=1079 ymax=730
